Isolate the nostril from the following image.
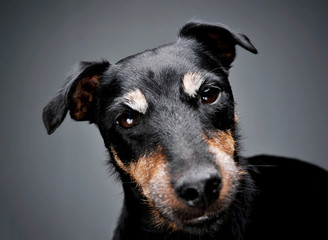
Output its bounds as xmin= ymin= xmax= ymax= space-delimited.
xmin=205 ymin=176 xmax=221 ymax=199
xmin=179 ymin=187 xmax=199 ymax=202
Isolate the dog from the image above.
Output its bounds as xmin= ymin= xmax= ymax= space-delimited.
xmin=43 ymin=21 xmax=328 ymax=239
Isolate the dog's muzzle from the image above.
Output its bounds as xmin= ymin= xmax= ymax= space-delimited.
xmin=175 ymin=166 xmax=222 ymax=209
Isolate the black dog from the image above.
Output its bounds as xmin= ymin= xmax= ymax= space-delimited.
xmin=43 ymin=21 xmax=328 ymax=240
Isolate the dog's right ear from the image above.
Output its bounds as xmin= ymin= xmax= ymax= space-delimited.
xmin=179 ymin=21 xmax=257 ymax=68
xmin=42 ymin=61 xmax=110 ymax=134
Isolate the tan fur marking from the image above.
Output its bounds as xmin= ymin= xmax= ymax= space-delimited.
xmin=128 ymin=151 xmax=165 ymax=197
xmin=72 ymin=75 xmax=99 ymax=120
xmin=204 ymin=131 xmax=245 ymax=209
xmin=110 ymin=145 xmax=180 ymax=231
xmin=206 ymin=131 xmax=236 ymax=156
xmin=122 ymin=88 xmax=148 ymax=114
xmin=110 ymin=145 xmax=170 ymax=198
xmin=110 ymin=131 xmax=248 ymax=231
xmin=110 ymin=145 xmax=128 ymax=172
xmin=148 ymin=159 xmax=180 ymax=231
xmin=182 ymin=73 xmax=205 ymax=97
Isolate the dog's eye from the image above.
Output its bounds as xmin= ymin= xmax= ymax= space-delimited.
xmin=200 ymin=87 xmax=220 ymax=104
xmin=116 ymin=111 xmax=137 ymax=128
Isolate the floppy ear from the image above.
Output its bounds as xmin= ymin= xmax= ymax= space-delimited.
xmin=42 ymin=61 xmax=110 ymax=134
xmin=179 ymin=21 xmax=258 ymax=68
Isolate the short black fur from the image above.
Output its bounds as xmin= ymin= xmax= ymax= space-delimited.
xmin=43 ymin=21 xmax=328 ymax=240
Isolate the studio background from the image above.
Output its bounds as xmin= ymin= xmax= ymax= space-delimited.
xmin=1 ymin=0 xmax=327 ymax=239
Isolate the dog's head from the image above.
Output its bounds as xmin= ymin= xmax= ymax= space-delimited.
xmin=43 ymin=21 xmax=257 ymax=234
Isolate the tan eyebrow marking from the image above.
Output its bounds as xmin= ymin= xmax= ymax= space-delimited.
xmin=121 ymin=88 xmax=148 ymax=114
xmin=182 ymin=73 xmax=205 ymax=97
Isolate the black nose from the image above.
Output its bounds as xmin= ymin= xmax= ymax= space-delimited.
xmin=176 ymin=172 xmax=221 ymax=209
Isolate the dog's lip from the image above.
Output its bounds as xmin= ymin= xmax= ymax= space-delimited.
xmin=183 ymin=213 xmax=218 ymax=226
xmin=188 ymin=215 xmax=210 ymax=223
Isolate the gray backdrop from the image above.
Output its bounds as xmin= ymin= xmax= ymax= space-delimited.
xmin=1 ymin=0 xmax=327 ymax=239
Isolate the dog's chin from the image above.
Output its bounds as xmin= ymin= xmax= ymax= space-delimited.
xmin=151 ymin=195 xmax=233 ymax=234
xmin=178 ymin=213 xmax=222 ymax=234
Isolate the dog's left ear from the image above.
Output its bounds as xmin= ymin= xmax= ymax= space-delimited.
xmin=179 ymin=21 xmax=258 ymax=68
xmin=42 ymin=61 xmax=110 ymax=134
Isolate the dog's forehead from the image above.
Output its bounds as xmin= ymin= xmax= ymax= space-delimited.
xmin=114 ymin=43 xmax=203 ymax=86
xmin=114 ymin=43 xmax=214 ymax=99
xmin=104 ymin=42 xmax=228 ymax=114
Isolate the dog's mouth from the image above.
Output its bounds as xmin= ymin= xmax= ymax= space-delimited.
xmin=185 ymin=214 xmax=217 ymax=225
xmin=179 ymin=212 xmax=222 ymax=233
xmin=139 ymin=141 xmax=244 ymax=233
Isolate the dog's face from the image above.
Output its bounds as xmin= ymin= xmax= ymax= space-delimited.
xmin=43 ymin=21 xmax=257 ymax=233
